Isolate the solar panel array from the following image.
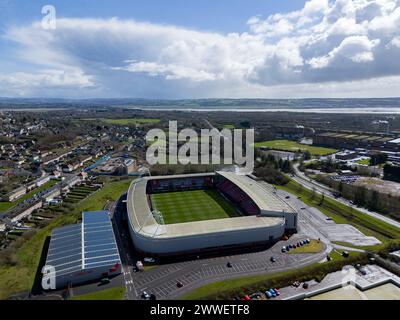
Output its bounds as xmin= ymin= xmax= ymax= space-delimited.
xmin=82 ymin=211 xmax=121 ymax=270
xmin=45 ymin=210 xmax=120 ymax=278
xmin=46 ymin=224 xmax=83 ymax=277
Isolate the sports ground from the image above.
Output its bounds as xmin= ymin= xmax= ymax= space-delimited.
xmin=254 ymin=139 xmax=337 ymax=156
xmin=150 ymin=189 xmax=241 ymax=224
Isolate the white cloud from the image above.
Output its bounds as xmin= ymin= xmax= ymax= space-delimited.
xmin=2 ymin=0 xmax=400 ymax=98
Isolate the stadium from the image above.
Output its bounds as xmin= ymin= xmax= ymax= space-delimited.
xmin=126 ymin=171 xmax=298 ymax=256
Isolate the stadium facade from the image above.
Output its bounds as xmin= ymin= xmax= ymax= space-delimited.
xmin=127 ymin=172 xmax=297 ymax=256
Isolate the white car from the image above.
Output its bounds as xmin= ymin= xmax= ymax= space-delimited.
xmin=144 ymin=257 xmax=156 ymax=263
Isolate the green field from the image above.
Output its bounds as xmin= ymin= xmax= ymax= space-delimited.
xmin=71 ymin=286 xmax=125 ymax=300
xmin=151 ymin=189 xmax=240 ymax=224
xmin=254 ymin=140 xmax=337 ymax=156
xmin=83 ymin=118 xmax=160 ymax=125
xmin=356 ymin=158 xmax=370 ymax=165
xmin=0 ymin=180 xmax=58 ymax=213
xmin=288 ymin=240 xmax=324 ymax=254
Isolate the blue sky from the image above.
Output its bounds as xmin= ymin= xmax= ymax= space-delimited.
xmin=0 ymin=1 xmax=306 ymax=33
xmin=1 ymin=0 xmax=400 ymax=99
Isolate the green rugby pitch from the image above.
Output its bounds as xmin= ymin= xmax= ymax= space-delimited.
xmin=150 ymin=189 xmax=241 ymax=224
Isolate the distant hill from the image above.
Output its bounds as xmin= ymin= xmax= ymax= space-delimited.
xmin=1 ymin=97 xmax=400 ymax=110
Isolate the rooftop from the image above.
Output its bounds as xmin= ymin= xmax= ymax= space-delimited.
xmin=45 ymin=210 xmax=121 ymax=278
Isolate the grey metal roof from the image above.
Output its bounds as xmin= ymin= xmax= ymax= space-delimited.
xmin=45 ymin=210 xmax=121 ymax=278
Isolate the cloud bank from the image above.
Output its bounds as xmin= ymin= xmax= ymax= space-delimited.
xmin=2 ymin=0 xmax=400 ymax=98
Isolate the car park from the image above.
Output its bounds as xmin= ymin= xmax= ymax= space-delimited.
xmin=268 ymin=289 xmax=277 ymax=297
xmin=150 ymin=293 xmax=157 ymax=300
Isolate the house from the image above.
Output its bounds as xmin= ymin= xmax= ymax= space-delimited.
xmin=2 ymin=186 xmax=27 ymax=202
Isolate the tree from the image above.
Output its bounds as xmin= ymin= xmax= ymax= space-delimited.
xmin=319 ymin=192 xmax=325 ymax=206
xmin=303 ymin=151 xmax=311 ymax=160
xmin=338 ymin=181 xmax=344 ymax=195
xmin=369 ymin=190 xmax=379 ymax=211
xmin=354 ymin=186 xmax=367 ymax=206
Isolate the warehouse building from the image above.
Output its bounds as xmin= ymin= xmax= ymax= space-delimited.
xmin=43 ymin=210 xmax=121 ymax=289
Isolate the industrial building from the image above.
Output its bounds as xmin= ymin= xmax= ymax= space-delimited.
xmin=126 ymin=172 xmax=297 ymax=256
xmin=43 ymin=210 xmax=121 ymax=289
xmin=314 ymin=131 xmax=400 ymax=151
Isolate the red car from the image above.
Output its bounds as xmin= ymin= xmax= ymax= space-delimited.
xmin=243 ymin=295 xmax=251 ymax=301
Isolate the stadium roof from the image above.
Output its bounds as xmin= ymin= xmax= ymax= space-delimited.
xmin=127 ymin=173 xmax=289 ymax=239
xmin=216 ymin=171 xmax=295 ymax=214
xmin=45 ymin=211 xmax=121 ymax=277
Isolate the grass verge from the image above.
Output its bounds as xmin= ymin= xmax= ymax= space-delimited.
xmin=71 ymin=286 xmax=125 ymax=300
xmin=288 ymin=240 xmax=324 ymax=254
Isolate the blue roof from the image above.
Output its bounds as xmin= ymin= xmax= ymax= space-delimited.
xmin=45 ymin=210 xmax=121 ymax=278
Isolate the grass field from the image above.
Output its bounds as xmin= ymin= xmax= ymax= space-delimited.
xmin=151 ymin=189 xmax=240 ymax=224
xmin=83 ymin=118 xmax=160 ymax=125
xmin=0 ymin=180 xmax=58 ymax=213
xmin=71 ymin=286 xmax=125 ymax=300
xmin=288 ymin=240 xmax=324 ymax=254
xmin=254 ymin=140 xmax=337 ymax=156
xmin=0 ymin=178 xmax=133 ymax=299
xmin=356 ymin=158 xmax=371 ymax=165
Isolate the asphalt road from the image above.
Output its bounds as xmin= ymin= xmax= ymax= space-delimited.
xmin=292 ymin=163 xmax=400 ymax=229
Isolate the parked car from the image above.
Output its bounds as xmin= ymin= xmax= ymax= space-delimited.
xmin=281 ymin=248 xmax=286 ymax=253
xmin=177 ymin=281 xmax=184 ymax=288
xmin=144 ymin=257 xmax=156 ymax=263
xmin=141 ymin=291 xmax=151 ymax=300
xmin=265 ymin=291 xmax=272 ymax=299
xmin=268 ymin=289 xmax=277 ymax=297
xmin=227 ymin=262 xmax=233 ymax=268
xmin=100 ymin=278 xmax=110 ymax=285
xmin=270 ymin=257 xmax=276 ymax=263
xmin=274 ymin=288 xmax=280 ymax=296
xmin=243 ymin=295 xmax=251 ymax=301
